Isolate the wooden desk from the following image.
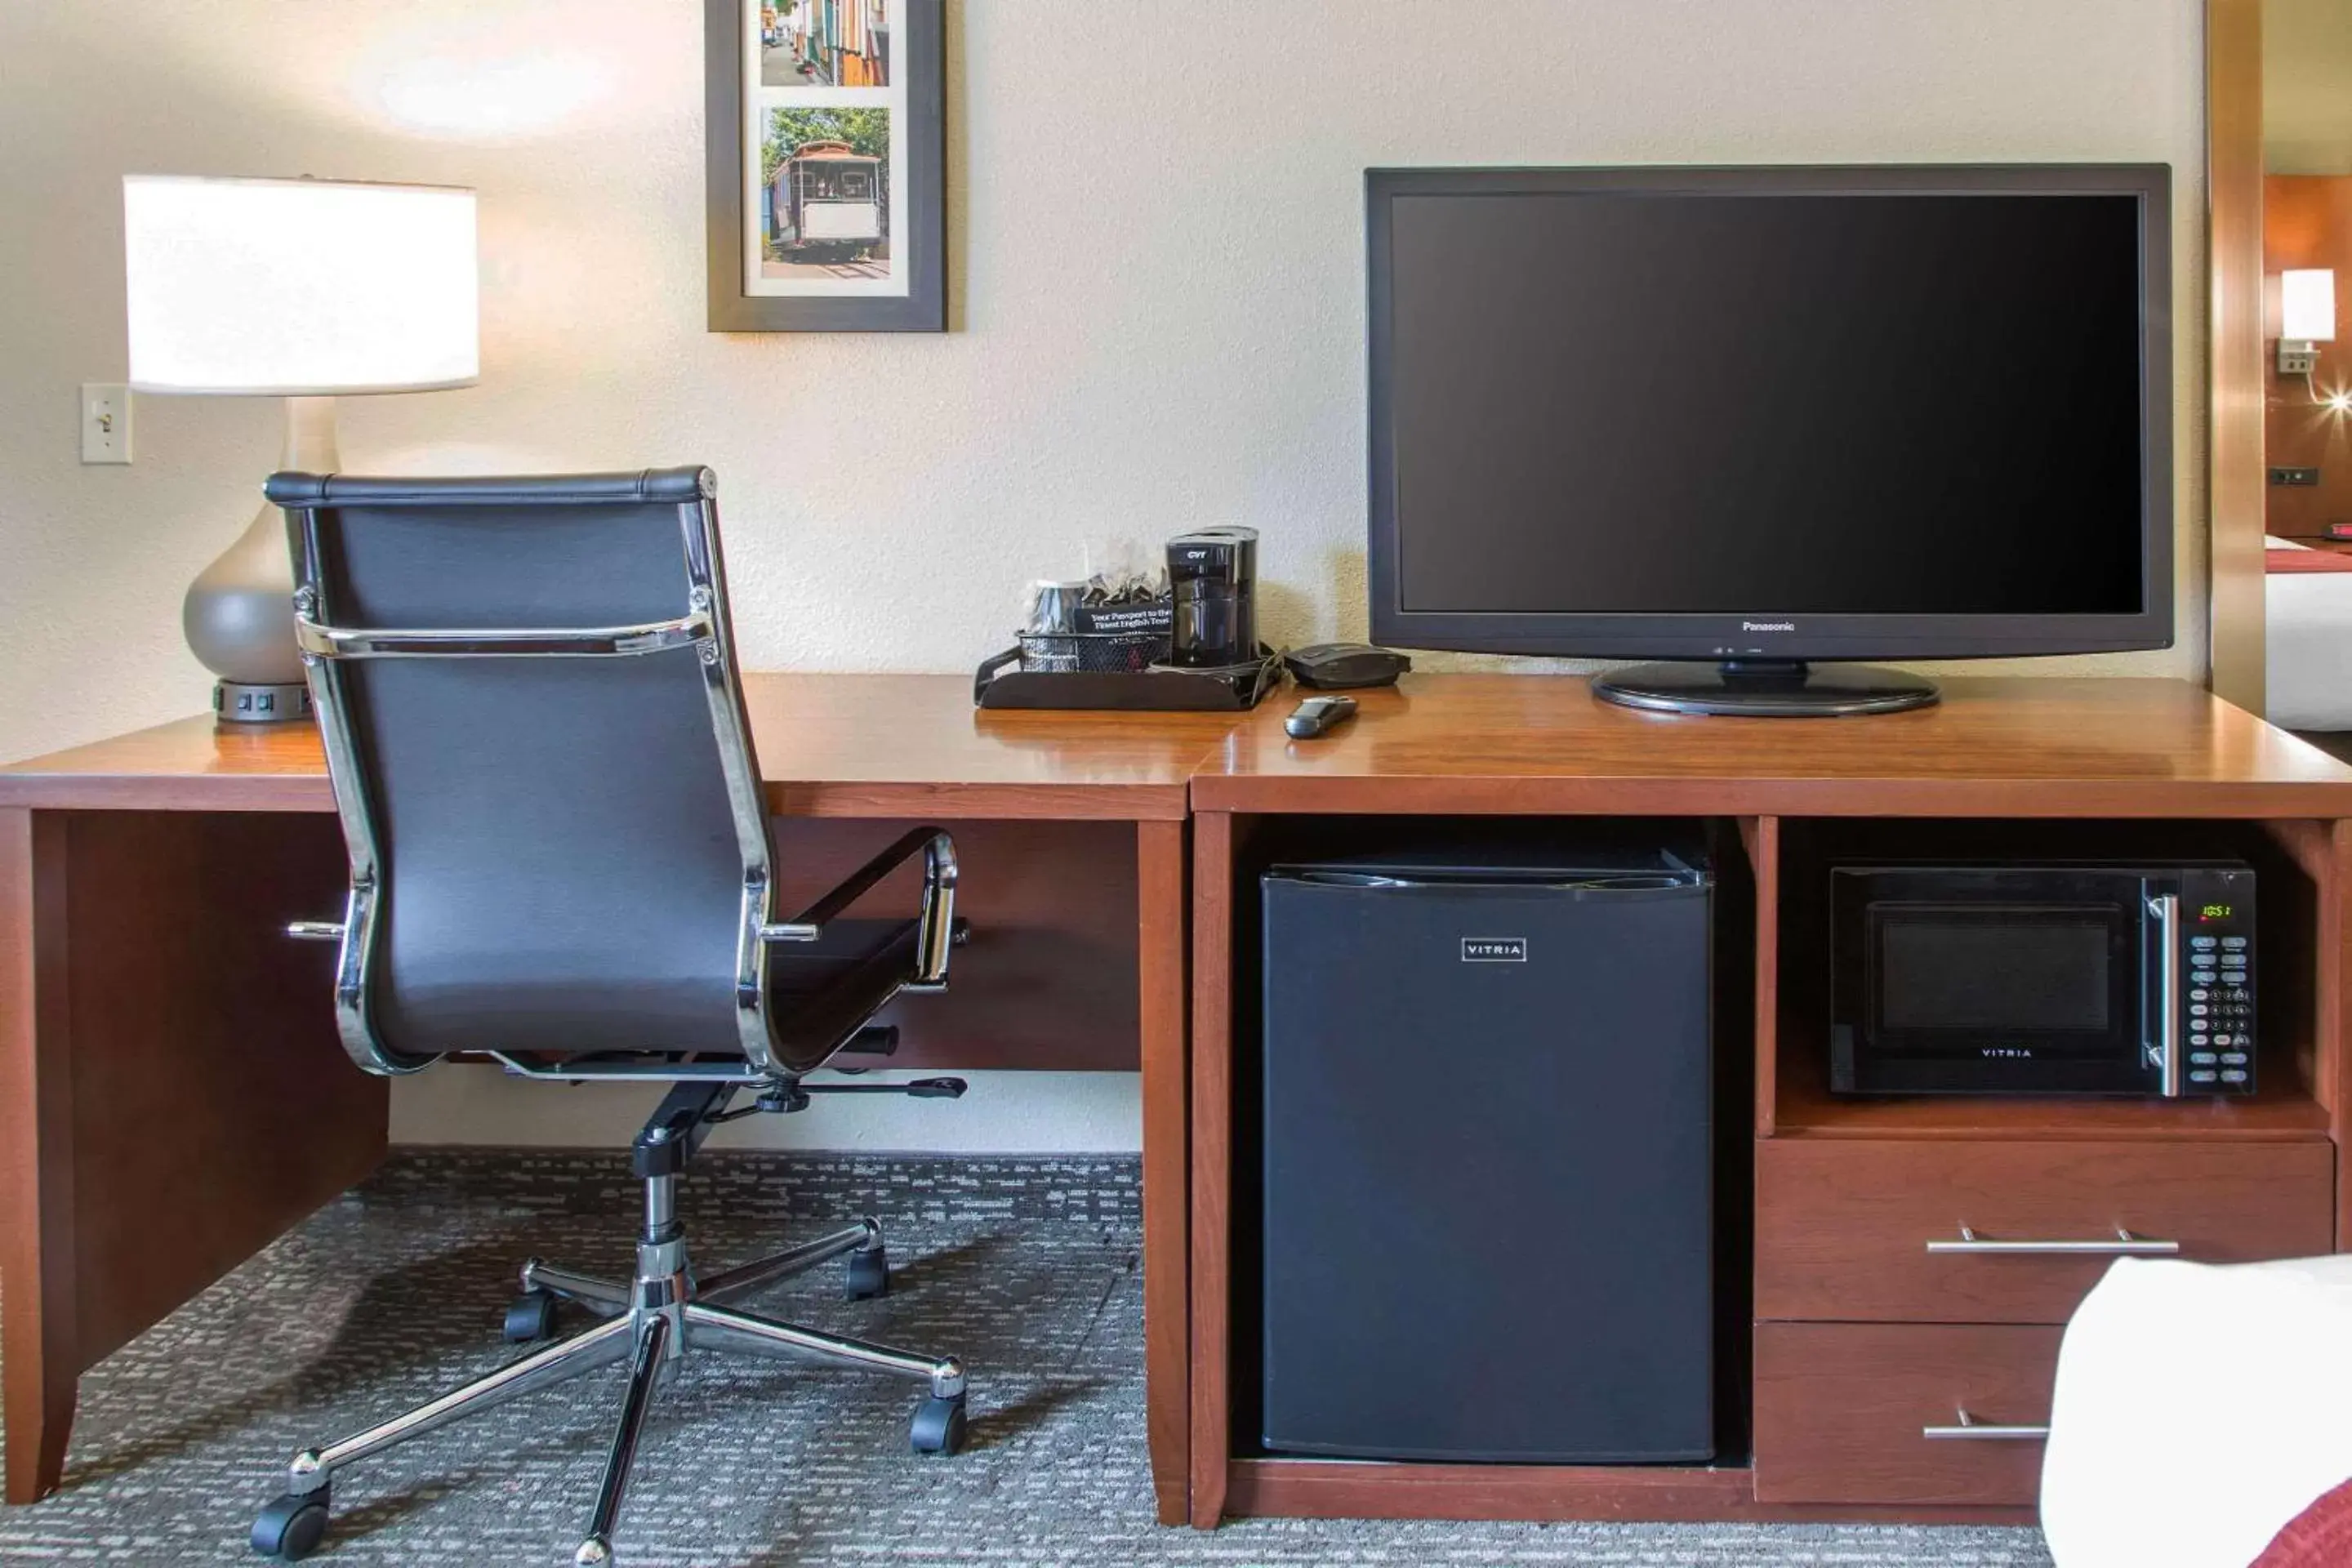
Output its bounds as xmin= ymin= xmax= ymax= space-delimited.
xmin=20 ymin=670 xmax=2352 ymax=1531
xmin=0 ymin=674 xmax=1241 ymax=1520
xmin=1186 ymin=675 xmax=2352 ymax=1526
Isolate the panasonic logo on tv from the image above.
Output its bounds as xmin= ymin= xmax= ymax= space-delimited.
xmin=1461 ymin=938 xmax=1527 ymax=963
xmin=1741 ymin=621 xmax=1796 ymax=632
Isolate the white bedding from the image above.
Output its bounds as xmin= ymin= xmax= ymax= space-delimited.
xmin=2265 ymin=537 xmax=2352 ymax=731
xmin=2040 ymin=1253 xmax=2352 ymax=1567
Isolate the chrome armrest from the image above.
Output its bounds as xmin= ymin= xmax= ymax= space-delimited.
xmin=760 ymin=826 xmax=958 ymax=986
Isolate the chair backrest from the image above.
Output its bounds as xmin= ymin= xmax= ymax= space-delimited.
xmin=266 ymin=469 xmax=782 ymax=1076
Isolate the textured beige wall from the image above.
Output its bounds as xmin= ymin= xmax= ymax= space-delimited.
xmin=2 ymin=0 xmax=2207 ymax=768
xmin=0 ymin=0 xmax=2208 ymax=1147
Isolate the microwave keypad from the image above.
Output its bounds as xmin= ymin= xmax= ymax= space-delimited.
xmin=2186 ymin=932 xmax=2253 ymax=1094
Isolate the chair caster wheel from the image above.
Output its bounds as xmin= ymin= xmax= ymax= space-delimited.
xmin=504 ymin=1287 xmax=560 ymax=1342
xmin=252 ymin=1487 xmax=331 ymax=1561
xmin=844 ymin=1243 xmax=891 ymax=1301
xmin=910 ymin=1392 xmax=966 ymax=1454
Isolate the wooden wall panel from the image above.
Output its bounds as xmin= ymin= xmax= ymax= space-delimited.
xmin=2263 ymin=176 xmax=2352 ymax=541
xmin=2211 ymin=0 xmax=2266 ymax=710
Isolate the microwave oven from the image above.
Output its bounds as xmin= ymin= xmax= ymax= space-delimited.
xmin=1830 ymin=861 xmax=2255 ymax=1098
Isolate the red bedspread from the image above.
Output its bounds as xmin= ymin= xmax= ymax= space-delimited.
xmin=2256 ymin=1474 xmax=2352 ymax=1566
xmin=2267 ymin=546 xmax=2352 ymax=574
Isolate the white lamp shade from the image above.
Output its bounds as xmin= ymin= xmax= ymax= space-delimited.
xmin=2283 ymin=268 xmax=2337 ymax=344
xmin=124 ymin=176 xmax=479 ymax=394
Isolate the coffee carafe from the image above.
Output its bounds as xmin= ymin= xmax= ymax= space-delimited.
xmin=1165 ymin=526 xmax=1258 ymax=668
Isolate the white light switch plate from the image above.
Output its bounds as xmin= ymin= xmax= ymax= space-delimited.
xmin=81 ymin=383 xmax=131 ymax=464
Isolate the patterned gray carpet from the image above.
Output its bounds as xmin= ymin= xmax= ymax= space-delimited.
xmin=0 ymin=1151 xmax=2053 ymax=1566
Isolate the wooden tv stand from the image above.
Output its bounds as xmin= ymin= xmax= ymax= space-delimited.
xmin=1184 ymin=674 xmax=2352 ymax=1526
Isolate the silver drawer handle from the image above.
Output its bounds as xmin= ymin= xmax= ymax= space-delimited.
xmin=1923 ymin=1409 xmax=2050 ymax=1441
xmin=1926 ymin=1225 xmax=2181 ymax=1256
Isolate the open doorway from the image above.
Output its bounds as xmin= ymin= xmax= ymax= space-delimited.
xmin=2256 ymin=0 xmax=2352 ymax=752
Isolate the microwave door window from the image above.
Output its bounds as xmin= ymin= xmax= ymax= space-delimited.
xmin=1869 ymin=909 xmax=2121 ymax=1055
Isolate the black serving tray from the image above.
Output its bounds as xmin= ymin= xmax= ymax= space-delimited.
xmin=973 ymin=645 xmax=1283 ymax=711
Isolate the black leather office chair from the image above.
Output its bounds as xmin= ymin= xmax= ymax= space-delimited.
xmin=250 ymin=469 xmax=970 ymax=1567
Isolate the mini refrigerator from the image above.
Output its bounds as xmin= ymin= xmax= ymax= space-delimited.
xmin=1258 ymin=837 xmax=1715 ymax=1462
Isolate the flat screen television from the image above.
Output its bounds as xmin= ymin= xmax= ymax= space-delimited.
xmin=1365 ymin=164 xmax=2172 ymax=715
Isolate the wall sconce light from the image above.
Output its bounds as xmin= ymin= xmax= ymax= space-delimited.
xmin=2280 ymin=268 xmax=2336 ymax=376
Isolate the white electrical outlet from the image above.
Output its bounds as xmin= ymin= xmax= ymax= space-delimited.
xmin=80 ymin=383 xmax=131 ymax=464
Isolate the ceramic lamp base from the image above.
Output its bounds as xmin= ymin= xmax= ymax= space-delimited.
xmin=213 ymin=679 xmax=314 ymax=725
xmin=186 ymin=395 xmax=341 ymax=727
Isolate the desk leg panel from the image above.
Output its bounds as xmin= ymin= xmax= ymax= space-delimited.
xmin=3 ymin=809 xmax=386 ymax=1503
xmin=771 ymin=817 xmax=1142 ymax=1071
xmin=1188 ymin=810 xmax=1234 ymax=1529
xmin=2 ymin=809 xmax=76 ymax=1506
xmin=1137 ymin=818 xmax=1189 ymax=1526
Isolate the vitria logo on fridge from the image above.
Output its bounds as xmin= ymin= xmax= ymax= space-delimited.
xmin=1461 ymin=938 xmax=1528 ymax=963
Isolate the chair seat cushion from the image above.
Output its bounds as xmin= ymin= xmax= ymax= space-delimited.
xmin=764 ymin=916 xmax=924 ymax=1074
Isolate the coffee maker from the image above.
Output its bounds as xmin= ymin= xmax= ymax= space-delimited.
xmin=1165 ymin=526 xmax=1259 ymax=668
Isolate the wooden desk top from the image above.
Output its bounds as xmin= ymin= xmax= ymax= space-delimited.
xmin=1192 ymin=675 xmax=2352 ymax=817
xmin=11 ymin=672 xmax=2352 ymax=822
xmin=0 ymin=673 xmax=1247 ymax=821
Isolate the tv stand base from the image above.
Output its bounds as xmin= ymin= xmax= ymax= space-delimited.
xmin=1593 ymin=660 xmax=1940 ymax=717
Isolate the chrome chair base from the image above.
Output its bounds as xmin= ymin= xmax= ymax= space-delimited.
xmin=251 ymin=1171 xmax=966 ymax=1566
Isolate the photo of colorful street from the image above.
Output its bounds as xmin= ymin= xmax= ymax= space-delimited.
xmin=761 ymin=0 xmax=890 ymax=88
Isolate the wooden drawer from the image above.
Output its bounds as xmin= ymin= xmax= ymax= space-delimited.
xmin=1754 ymin=1322 xmax=2061 ymax=1505
xmin=1756 ymin=1138 xmax=2333 ymax=1323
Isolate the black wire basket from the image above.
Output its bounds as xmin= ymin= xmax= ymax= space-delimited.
xmin=973 ymin=645 xmax=1283 ymax=710
xmin=1014 ymin=627 xmax=1170 ymax=675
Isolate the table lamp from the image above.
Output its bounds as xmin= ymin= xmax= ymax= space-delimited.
xmin=123 ymin=175 xmax=479 ymax=724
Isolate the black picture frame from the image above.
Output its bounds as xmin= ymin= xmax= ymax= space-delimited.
xmin=705 ymin=0 xmax=945 ymax=332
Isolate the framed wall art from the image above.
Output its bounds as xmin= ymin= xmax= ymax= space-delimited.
xmin=705 ymin=0 xmax=945 ymax=332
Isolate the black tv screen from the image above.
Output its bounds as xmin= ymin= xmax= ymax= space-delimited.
xmin=1366 ymin=166 xmax=2172 ymax=662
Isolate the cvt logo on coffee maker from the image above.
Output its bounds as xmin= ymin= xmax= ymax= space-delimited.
xmin=1461 ymin=937 xmax=1528 ymax=963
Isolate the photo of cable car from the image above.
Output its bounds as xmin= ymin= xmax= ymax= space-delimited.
xmin=771 ymin=140 xmax=882 ymax=259
xmin=761 ymin=110 xmax=891 ymax=281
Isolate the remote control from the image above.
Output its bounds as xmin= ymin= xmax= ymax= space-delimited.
xmin=1285 ymin=695 xmax=1357 ymax=739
